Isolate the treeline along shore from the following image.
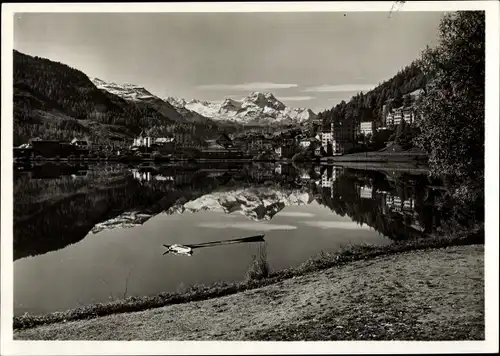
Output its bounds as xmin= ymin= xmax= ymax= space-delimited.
xmin=14 ymin=139 xmax=429 ymax=164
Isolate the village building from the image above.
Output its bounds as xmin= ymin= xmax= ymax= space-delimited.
xmin=386 ymin=111 xmax=395 ymax=127
xmin=215 ymin=133 xmax=233 ymax=148
xmin=360 ymin=121 xmax=376 ymax=137
xmin=248 ymin=134 xmax=274 ymax=154
xmin=299 ymin=137 xmax=318 ymax=149
xmin=275 ymin=145 xmax=295 ymax=159
xmin=321 ymin=170 xmax=333 ymax=188
xmin=359 ymin=185 xmax=374 ymax=199
xmin=321 ymin=127 xmax=333 ymax=148
xmin=172 ymin=131 xmax=195 ymax=147
xmin=231 ymin=137 xmax=249 ymax=153
xmin=132 ymin=135 xmax=153 ymax=148
xmin=403 ymin=107 xmax=418 ymax=125
xmin=321 ymin=120 xmax=355 ymax=155
xmin=384 ymin=98 xmax=420 ymax=128
xmin=154 ymin=137 xmax=174 ymax=145
xmin=70 ymin=138 xmax=90 ymax=150
xmin=384 ymin=193 xmax=416 ymax=212
xmin=393 ymin=108 xmax=404 ymax=126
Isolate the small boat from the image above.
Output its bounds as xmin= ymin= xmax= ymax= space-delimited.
xmin=163 ymin=244 xmax=193 ymax=255
xmin=162 ymin=234 xmax=265 ymax=256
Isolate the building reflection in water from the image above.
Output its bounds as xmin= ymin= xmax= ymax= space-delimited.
xmin=131 ymin=168 xmax=193 ymax=185
xmin=321 ymin=166 xmax=344 ymax=197
xmin=127 ymin=163 xmax=430 ymax=237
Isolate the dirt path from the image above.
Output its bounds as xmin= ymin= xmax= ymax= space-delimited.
xmin=15 ymin=245 xmax=484 ymax=341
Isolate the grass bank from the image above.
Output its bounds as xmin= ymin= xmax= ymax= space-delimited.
xmin=323 ymin=151 xmax=428 ymax=163
xmin=14 ymin=225 xmax=483 ymax=331
xmin=14 ymin=244 xmax=484 ymax=340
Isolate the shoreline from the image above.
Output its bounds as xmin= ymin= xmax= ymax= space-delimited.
xmin=14 ymin=225 xmax=483 ymax=331
xmin=13 ymin=154 xmax=429 ymax=165
xmin=14 ymin=243 xmax=484 ymax=341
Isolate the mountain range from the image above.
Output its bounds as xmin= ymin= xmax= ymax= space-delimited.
xmin=92 ymin=77 xmax=317 ymax=126
xmin=13 ymin=50 xmax=179 ymax=145
xmin=13 ymin=50 xmax=317 ymax=146
xmin=167 ymin=92 xmax=317 ymax=125
xmin=167 ymin=187 xmax=313 ymax=221
xmin=91 ymin=77 xmax=217 ymax=126
xmin=89 ymin=186 xmax=313 ymax=234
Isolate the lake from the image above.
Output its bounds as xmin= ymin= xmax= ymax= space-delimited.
xmin=13 ymin=161 xmax=448 ymax=316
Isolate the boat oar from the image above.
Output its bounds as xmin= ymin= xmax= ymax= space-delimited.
xmin=162 ymin=234 xmax=265 ymax=255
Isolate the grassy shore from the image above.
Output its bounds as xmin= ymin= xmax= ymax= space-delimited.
xmin=14 ymin=225 xmax=483 ymax=331
xmin=322 ymin=152 xmax=428 ymax=163
xmin=14 ymin=243 xmax=484 ymax=340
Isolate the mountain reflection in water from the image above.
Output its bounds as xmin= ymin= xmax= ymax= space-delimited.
xmin=14 ymin=162 xmax=446 ymax=262
xmin=14 ymin=161 xmax=458 ymax=316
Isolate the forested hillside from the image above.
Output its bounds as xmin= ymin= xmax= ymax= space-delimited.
xmin=318 ymin=62 xmax=427 ymax=126
xmin=13 ymin=50 xmax=176 ymax=145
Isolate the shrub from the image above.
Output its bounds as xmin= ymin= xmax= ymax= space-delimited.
xmin=245 ymin=244 xmax=270 ymax=281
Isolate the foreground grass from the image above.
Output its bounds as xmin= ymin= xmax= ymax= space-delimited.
xmin=14 ymin=226 xmax=483 ymax=331
xmin=14 ymin=244 xmax=484 ymax=340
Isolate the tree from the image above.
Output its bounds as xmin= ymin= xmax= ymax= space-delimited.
xmin=326 ymin=142 xmax=333 ymax=156
xmin=372 ymin=129 xmax=394 ymax=150
xmin=394 ymin=119 xmax=418 ymax=149
xmin=414 ymin=11 xmax=485 ymax=181
xmin=392 ymin=88 xmax=403 ymax=108
xmin=403 ymin=94 xmax=413 ymax=108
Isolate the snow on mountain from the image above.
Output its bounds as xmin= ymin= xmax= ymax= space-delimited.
xmin=182 ymin=99 xmax=222 ymax=119
xmin=242 ymin=92 xmax=286 ymax=111
xmin=92 ymin=77 xmax=315 ymax=126
xmin=169 ymin=92 xmax=317 ymax=125
xmin=88 ymin=187 xmax=313 ymax=233
xmin=166 ymin=96 xmax=187 ymax=108
xmin=91 ymin=77 xmax=158 ymax=102
xmin=92 ymin=78 xmax=211 ymax=123
xmin=219 ymin=98 xmax=242 ymax=114
xmin=166 ymin=187 xmax=313 ymax=221
xmin=91 ymin=211 xmax=153 ymax=234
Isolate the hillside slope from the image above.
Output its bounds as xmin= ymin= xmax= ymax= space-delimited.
xmin=14 ymin=245 xmax=484 ymax=341
xmin=92 ymin=77 xmax=233 ymax=138
xmin=318 ymin=62 xmax=426 ymax=127
xmin=13 ymin=50 xmax=174 ymax=145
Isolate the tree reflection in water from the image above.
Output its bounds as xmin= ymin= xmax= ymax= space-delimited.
xmin=14 ymin=162 xmax=474 ymax=261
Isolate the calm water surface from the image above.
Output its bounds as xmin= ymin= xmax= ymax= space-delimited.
xmin=14 ymin=162 xmax=446 ymax=315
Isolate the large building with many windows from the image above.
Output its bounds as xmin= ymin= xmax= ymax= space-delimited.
xmin=393 ymin=108 xmax=404 ymax=126
xmin=385 ymin=105 xmax=420 ymax=128
xmin=360 ymin=121 xmax=376 ymax=136
xmin=321 ymin=128 xmax=333 ymax=148
xmin=321 ymin=120 xmax=355 ymax=154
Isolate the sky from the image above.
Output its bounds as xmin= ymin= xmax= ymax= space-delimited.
xmin=13 ymin=11 xmax=444 ymax=113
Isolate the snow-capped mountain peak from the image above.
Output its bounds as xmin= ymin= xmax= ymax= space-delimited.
xmin=170 ymin=92 xmax=317 ymax=125
xmin=91 ymin=77 xmax=107 ymax=86
xmin=188 ymin=98 xmax=211 ymax=106
xmin=93 ymin=78 xmax=203 ymax=123
xmin=92 ymin=76 xmax=316 ymax=126
xmin=166 ymin=96 xmax=187 ymax=108
xmin=91 ymin=77 xmax=157 ymax=102
xmin=243 ymin=92 xmax=286 ymax=111
xmin=221 ymin=98 xmax=241 ymax=107
xmin=166 ymin=187 xmax=313 ymax=221
xmin=219 ymin=98 xmax=242 ymax=113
